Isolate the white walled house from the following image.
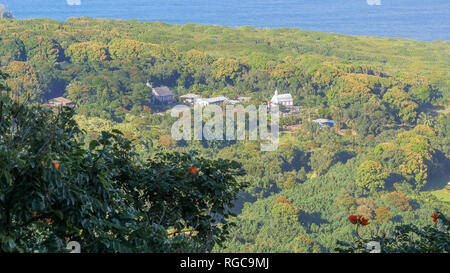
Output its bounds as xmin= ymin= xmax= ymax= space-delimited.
xmin=269 ymin=89 xmax=293 ymax=107
xmin=45 ymin=97 xmax=75 ymax=107
xmin=195 ymin=96 xmax=228 ymax=107
xmin=180 ymin=93 xmax=201 ymax=104
xmin=313 ymin=118 xmax=335 ymax=128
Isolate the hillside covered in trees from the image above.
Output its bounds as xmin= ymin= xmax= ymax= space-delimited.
xmin=0 ymin=17 xmax=449 ymax=252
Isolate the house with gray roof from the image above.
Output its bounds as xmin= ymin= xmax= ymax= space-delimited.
xmin=148 ymin=81 xmax=174 ymax=104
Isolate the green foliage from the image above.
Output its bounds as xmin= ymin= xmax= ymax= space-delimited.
xmin=356 ymin=160 xmax=388 ymax=192
xmin=272 ymin=196 xmax=299 ymax=223
xmin=336 ymin=213 xmax=449 ymax=253
xmin=309 ymin=147 xmax=338 ymax=176
xmin=0 ymin=70 xmax=9 ymax=91
xmin=383 ymin=87 xmax=419 ymax=124
xmin=23 ymin=36 xmax=64 ymax=64
xmin=0 ymin=38 xmax=26 ymax=64
xmin=0 ymin=83 xmax=246 ymax=252
xmin=0 ymin=18 xmax=447 ymax=126
xmin=0 ymin=18 xmax=449 ymax=253
xmin=66 ymin=42 xmax=110 ymax=65
xmin=3 ymin=61 xmax=42 ymax=102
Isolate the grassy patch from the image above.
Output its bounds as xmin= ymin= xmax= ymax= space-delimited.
xmin=430 ymin=189 xmax=450 ymax=203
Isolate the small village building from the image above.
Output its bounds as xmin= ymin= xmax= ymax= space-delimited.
xmin=180 ymin=93 xmax=201 ymax=104
xmin=195 ymin=96 xmax=228 ymax=107
xmin=148 ymin=82 xmax=174 ymax=104
xmin=269 ymin=89 xmax=293 ymax=107
xmin=46 ymin=97 xmax=75 ymax=107
xmin=313 ymin=118 xmax=335 ymax=128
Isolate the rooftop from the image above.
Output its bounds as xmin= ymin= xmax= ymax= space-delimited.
xmin=152 ymin=86 xmax=173 ymax=97
xmin=198 ymin=96 xmax=228 ymax=104
xmin=271 ymin=89 xmax=293 ymax=103
xmin=180 ymin=93 xmax=201 ymax=99
xmin=313 ymin=119 xmax=335 ymax=127
xmin=273 ymin=93 xmax=293 ymax=101
xmin=49 ymin=97 xmax=74 ymax=104
xmin=313 ymin=118 xmax=333 ymax=123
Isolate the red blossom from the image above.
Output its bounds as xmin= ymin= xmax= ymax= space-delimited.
xmin=348 ymin=215 xmax=358 ymax=224
xmin=190 ymin=167 xmax=198 ymax=174
xmin=360 ymin=217 xmax=370 ymax=226
xmin=348 ymin=215 xmax=370 ymax=226
xmin=431 ymin=212 xmax=440 ymax=223
xmin=52 ymin=160 xmax=60 ymax=170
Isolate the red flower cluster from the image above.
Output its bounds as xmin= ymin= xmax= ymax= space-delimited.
xmin=52 ymin=160 xmax=60 ymax=170
xmin=190 ymin=167 xmax=198 ymax=174
xmin=348 ymin=215 xmax=370 ymax=226
xmin=276 ymin=196 xmax=292 ymax=205
xmin=431 ymin=212 xmax=440 ymax=223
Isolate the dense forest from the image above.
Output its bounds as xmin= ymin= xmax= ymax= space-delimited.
xmin=0 ymin=17 xmax=449 ymax=252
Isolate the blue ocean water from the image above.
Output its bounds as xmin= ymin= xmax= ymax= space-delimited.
xmin=1 ymin=0 xmax=449 ymax=41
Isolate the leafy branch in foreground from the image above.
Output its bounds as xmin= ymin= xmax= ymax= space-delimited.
xmin=0 ymin=72 xmax=246 ymax=252
xmin=336 ymin=212 xmax=449 ymax=253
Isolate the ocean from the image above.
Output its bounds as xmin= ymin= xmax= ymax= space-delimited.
xmin=1 ymin=0 xmax=449 ymax=41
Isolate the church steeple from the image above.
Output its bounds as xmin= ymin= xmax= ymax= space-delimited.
xmin=271 ymin=88 xmax=279 ymax=104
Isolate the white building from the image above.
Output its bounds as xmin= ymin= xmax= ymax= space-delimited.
xmin=269 ymin=89 xmax=293 ymax=107
xmin=195 ymin=96 xmax=228 ymax=107
xmin=46 ymin=97 xmax=75 ymax=107
xmin=313 ymin=118 xmax=335 ymax=128
xmin=180 ymin=93 xmax=201 ymax=104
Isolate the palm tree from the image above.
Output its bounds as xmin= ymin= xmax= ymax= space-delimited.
xmin=418 ymin=112 xmax=433 ymax=127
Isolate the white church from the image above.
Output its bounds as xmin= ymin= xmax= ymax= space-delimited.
xmin=269 ymin=88 xmax=293 ymax=107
